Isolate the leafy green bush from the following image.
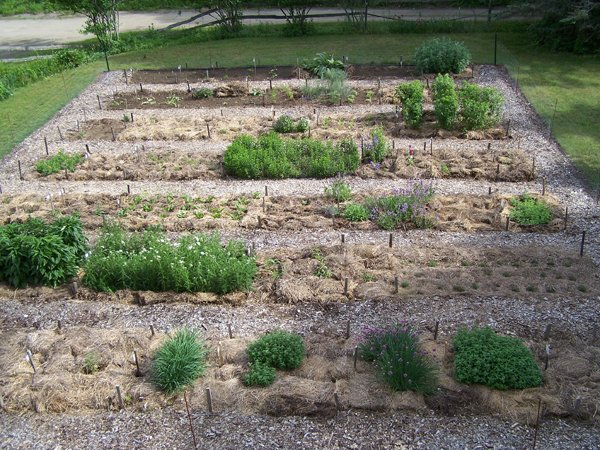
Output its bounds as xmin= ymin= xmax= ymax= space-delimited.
xmin=396 ymin=81 xmax=424 ymax=128
xmin=362 ymin=127 xmax=389 ymax=163
xmin=302 ymin=52 xmax=345 ymax=78
xmin=459 ymin=82 xmax=504 ymax=130
xmin=432 ymin=74 xmax=459 ymax=130
xmin=82 ymin=224 xmax=256 ymax=294
xmin=244 ymin=330 xmax=305 ymax=387
xmin=0 ymin=215 xmax=87 ymax=288
xmin=152 ymin=329 xmax=208 ymax=394
xmin=344 ymin=203 xmax=369 ymax=222
xmin=509 ymin=194 xmax=553 ymax=225
xmin=324 ymin=178 xmax=352 ymax=202
xmin=364 ymin=179 xmax=434 ymax=230
xmin=273 ymin=115 xmax=309 ymax=133
xmin=223 ymin=132 xmax=359 ymax=179
xmin=359 ymin=323 xmax=438 ymax=395
xmin=453 ymin=327 xmax=543 ymax=390
xmin=414 ymin=37 xmax=471 ymax=74
xmin=191 ymin=87 xmax=214 ymax=99
xmin=35 ymin=150 xmax=83 ymax=176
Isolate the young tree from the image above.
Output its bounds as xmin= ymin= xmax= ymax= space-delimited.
xmin=278 ymin=1 xmax=312 ymax=35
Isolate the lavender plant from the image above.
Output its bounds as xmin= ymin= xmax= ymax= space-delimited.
xmin=358 ymin=322 xmax=438 ymax=395
xmin=361 ymin=127 xmax=389 ymax=163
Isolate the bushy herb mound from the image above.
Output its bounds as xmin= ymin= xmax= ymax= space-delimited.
xmin=152 ymin=329 xmax=208 ymax=394
xmin=0 ymin=215 xmax=87 ymax=288
xmin=359 ymin=323 xmax=438 ymax=395
xmin=361 ymin=127 xmax=389 ymax=163
xmin=453 ymin=327 xmax=543 ymax=390
xmin=191 ymin=87 xmax=214 ymax=99
xmin=302 ymin=52 xmax=345 ymax=78
xmin=432 ymin=74 xmax=459 ymax=130
xmin=509 ymin=194 xmax=553 ymax=225
xmin=36 ymin=150 xmax=83 ymax=176
xmin=244 ymin=330 xmax=305 ymax=387
xmin=273 ymin=115 xmax=309 ymax=133
xmin=344 ymin=203 xmax=369 ymax=222
xmin=414 ymin=37 xmax=471 ymax=74
xmin=395 ymin=81 xmax=424 ymax=128
xmin=224 ymin=132 xmax=359 ymax=179
xmin=459 ymin=82 xmax=504 ymax=130
xmin=83 ymin=224 xmax=256 ymax=294
xmin=324 ymin=178 xmax=352 ymax=203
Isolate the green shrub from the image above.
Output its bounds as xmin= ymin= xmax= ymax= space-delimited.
xmin=395 ymin=81 xmax=424 ymax=128
xmin=344 ymin=203 xmax=369 ymax=222
xmin=302 ymin=52 xmax=345 ymax=78
xmin=0 ymin=215 xmax=86 ymax=288
xmin=191 ymin=87 xmax=214 ymax=99
xmin=324 ymin=178 xmax=352 ymax=202
xmin=453 ymin=327 xmax=543 ymax=390
xmin=459 ymin=82 xmax=504 ymax=130
xmin=152 ymin=329 xmax=208 ymax=394
xmin=273 ymin=115 xmax=309 ymax=133
xmin=82 ymin=224 xmax=256 ymax=294
xmin=223 ymin=132 xmax=359 ymax=179
xmin=302 ymin=68 xmax=356 ymax=104
xmin=362 ymin=127 xmax=389 ymax=163
xmin=509 ymin=194 xmax=553 ymax=225
xmin=414 ymin=38 xmax=471 ymax=74
xmin=0 ymin=80 xmax=12 ymax=101
xmin=36 ymin=150 xmax=83 ymax=176
xmin=243 ymin=363 xmax=276 ymax=387
xmin=53 ymin=49 xmax=88 ymax=69
xmin=359 ymin=323 xmax=438 ymax=395
xmin=82 ymin=351 xmax=101 ymax=374
xmin=432 ymin=74 xmax=459 ymax=130
xmin=246 ymin=330 xmax=304 ymax=385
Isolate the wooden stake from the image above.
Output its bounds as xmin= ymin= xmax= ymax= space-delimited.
xmin=433 ymin=320 xmax=439 ymax=340
xmin=97 ymin=94 xmax=102 ymax=110
xmin=345 ymin=321 xmax=350 ymax=340
xmin=64 ymin=168 xmax=69 ymax=180
xmin=344 ymin=278 xmax=349 ymax=295
xmin=57 ymin=320 xmax=62 ymax=333
xmin=505 ymin=119 xmax=511 ymax=136
xmin=139 ymin=83 xmax=143 ymax=93
xmin=488 ymin=186 xmax=492 ymax=195
xmin=353 ymin=346 xmax=358 ymax=372
xmin=44 ymin=137 xmax=49 ymax=155
xmin=532 ymin=157 xmax=536 ymax=178
xmin=505 ymin=216 xmax=510 ymax=231
xmin=111 ymin=127 xmax=116 ymax=141
xmin=564 ymin=207 xmax=568 ymax=230
xmin=542 ymin=178 xmax=546 ymax=196
xmin=187 ymin=80 xmax=191 ymax=93
xmin=26 ymin=350 xmax=36 ymax=373
xmin=265 ymin=186 xmax=268 ymax=196
xmin=130 ymin=112 xmax=134 ymax=122
xmin=580 ymin=231 xmax=586 ymax=257
xmin=227 ymin=323 xmax=233 ymax=339
xmin=184 ymin=391 xmax=198 ymax=450
xmin=133 ymin=350 xmax=142 ymax=377
xmin=18 ymin=160 xmax=23 ymax=180
xmin=123 ymin=69 xmax=128 ymax=84
xmin=334 ymin=392 xmax=342 ymax=412
xmin=388 ymin=233 xmax=393 ymax=248
xmin=115 ymin=385 xmax=124 ymax=410
xmin=532 ymin=399 xmax=542 ymax=449
xmin=206 ymin=123 xmax=211 ymax=139
xmin=341 ymin=233 xmax=345 ymax=244
xmin=58 ymin=126 xmax=64 ymax=141
xmin=150 ymin=325 xmax=155 ymax=337
xmin=205 ymin=387 xmax=214 ymax=414
xmin=394 ymin=276 xmax=399 ymax=294
xmin=127 ymin=184 xmax=131 ymax=196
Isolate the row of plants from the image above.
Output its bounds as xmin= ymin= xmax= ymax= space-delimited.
xmin=396 ymin=77 xmax=504 ymax=131
xmin=151 ymin=324 xmax=542 ymax=396
xmin=35 ymin=150 xmax=83 ymax=175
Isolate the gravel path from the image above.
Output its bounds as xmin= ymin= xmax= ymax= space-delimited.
xmin=1 ymin=65 xmax=600 ymax=448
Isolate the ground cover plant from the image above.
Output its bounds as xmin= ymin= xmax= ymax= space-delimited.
xmin=359 ymin=323 xmax=438 ymax=395
xmin=395 ymin=81 xmax=424 ymax=128
xmin=244 ymin=330 xmax=305 ymax=387
xmin=509 ymin=193 xmax=552 ymax=225
xmin=459 ymin=81 xmax=504 ymax=131
xmin=0 ymin=214 xmax=86 ymax=288
xmin=152 ymin=328 xmax=208 ymax=394
xmin=35 ymin=150 xmax=83 ymax=175
xmin=453 ymin=327 xmax=543 ymax=390
xmin=82 ymin=224 xmax=256 ymax=294
xmin=223 ymin=132 xmax=359 ymax=179
xmin=414 ymin=37 xmax=471 ymax=74
xmin=273 ymin=114 xmax=309 ymax=133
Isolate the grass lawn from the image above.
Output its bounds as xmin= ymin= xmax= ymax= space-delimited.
xmin=2 ymin=30 xmax=599 ymax=187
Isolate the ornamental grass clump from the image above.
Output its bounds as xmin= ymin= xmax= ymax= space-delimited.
xmin=152 ymin=329 xmax=208 ymax=394
xmin=224 ymin=132 xmax=359 ymax=179
xmin=453 ymin=327 xmax=543 ymax=390
xmin=244 ymin=330 xmax=305 ymax=387
xmin=0 ymin=215 xmax=87 ymax=288
xmin=359 ymin=323 xmax=438 ymax=395
xmin=82 ymin=224 xmax=256 ymax=294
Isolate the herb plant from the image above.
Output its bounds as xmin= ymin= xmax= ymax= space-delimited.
xmin=344 ymin=203 xmax=369 ymax=222
xmin=459 ymin=82 xmax=504 ymax=130
xmin=273 ymin=115 xmax=309 ymax=133
xmin=36 ymin=150 xmax=83 ymax=176
xmin=361 ymin=127 xmax=389 ymax=163
xmin=432 ymin=74 xmax=459 ymax=130
xmin=191 ymin=87 xmax=214 ymax=99
xmin=324 ymin=177 xmax=352 ymax=202
xmin=414 ymin=38 xmax=471 ymax=74
xmin=509 ymin=194 xmax=553 ymax=225
xmin=396 ymin=81 xmax=424 ymax=128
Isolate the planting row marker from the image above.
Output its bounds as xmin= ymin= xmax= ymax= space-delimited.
xmin=130 ymin=112 xmax=134 ymax=123
xmin=394 ymin=276 xmax=399 ymax=294
xmin=139 ymin=83 xmax=143 ymax=93
xmin=18 ymin=160 xmax=23 ymax=180
xmin=184 ymin=391 xmax=199 ymax=450
xmin=206 ymin=123 xmax=211 ymax=139
xmin=341 ymin=233 xmax=345 ymax=244
xmin=64 ymin=168 xmax=69 ymax=180
xmin=344 ymin=278 xmax=349 ymax=296
xmin=57 ymin=126 xmax=64 ymax=141
xmin=564 ymin=207 xmax=568 ymax=230
xmin=388 ymin=233 xmax=393 ymax=248
xmin=97 ymin=94 xmax=102 ymax=110
xmin=123 ymin=69 xmax=128 ymax=85
xmin=228 ymin=323 xmax=233 ymax=339
xmin=433 ymin=320 xmax=440 ymax=341
xmin=505 ymin=216 xmax=510 ymax=231
xmin=133 ymin=351 xmax=142 ymax=377
xmin=187 ymin=80 xmax=191 ymax=93
xmin=345 ymin=321 xmax=351 ymax=340
xmin=353 ymin=346 xmax=359 ymax=372
xmin=206 ymin=387 xmax=214 ymax=414
xmin=25 ymin=350 xmax=36 ymax=373
xmin=44 ymin=137 xmax=49 ymax=156
xmin=580 ymin=231 xmax=586 ymax=257
xmin=488 ymin=186 xmax=492 ymax=195
xmin=265 ymin=185 xmax=268 ymax=196
xmin=115 ymin=385 xmax=124 ymax=410
xmin=150 ymin=325 xmax=155 ymax=337
xmin=56 ymin=320 xmax=62 ymax=334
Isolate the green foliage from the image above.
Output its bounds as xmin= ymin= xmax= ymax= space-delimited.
xmin=344 ymin=203 xmax=369 ymax=222
xmin=191 ymin=87 xmax=214 ymax=99
xmin=302 ymin=52 xmax=345 ymax=78
xmin=311 ymin=248 xmax=332 ymax=278
xmin=459 ymin=81 xmax=504 ymax=130
xmin=223 ymin=132 xmax=359 ymax=179
xmin=302 ymin=68 xmax=356 ymax=104
xmin=509 ymin=194 xmax=553 ymax=225
xmin=82 ymin=224 xmax=256 ymax=294
xmin=273 ymin=115 xmax=309 ymax=133
xmin=359 ymin=323 xmax=438 ymax=395
xmin=0 ymin=215 xmax=87 ymax=288
xmin=362 ymin=127 xmax=389 ymax=163
xmin=243 ymin=363 xmax=276 ymax=387
xmin=395 ymin=81 xmax=424 ymax=128
xmin=453 ymin=327 xmax=543 ymax=390
xmin=432 ymin=74 xmax=459 ymax=130
xmin=35 ymin=150 xmax=83 ymax=175
xmin=152 ymin=329 xmax=208 ymax=394
xmin=82 ymin=351 xmax=101 ymax=374
xmin=414 ymin=37 xmax=471 ymax=74
xmin=324 ymin=178 xmax=352 ymax=203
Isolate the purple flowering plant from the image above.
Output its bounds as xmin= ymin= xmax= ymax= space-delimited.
xmin=361 ymin=127 xmax=388 ymax=163
xmin=358 ymin=322 xmax=438 ymax=395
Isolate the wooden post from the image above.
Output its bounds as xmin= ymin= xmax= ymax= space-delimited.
xmin=394 ymin=276 xmax=399 ymax=294
xmin=341 ymin=233 xmax=345 ymax=244
xmin=345 ymin=321 xmax=350 ymax=340
xmin=265 ymin=185 xmax=268 ymax=196
xmin=205 ymin=387 xmax=214 ymax=414
xmin=187 ymin=80 xmax=191 ymax=93
xmin=130 ymin=112 xmax=134 ymax=122
xmin=123 ymin=69 xmax=128 ymax=84
xmin=344 ymin=278 xmax=349 ymax=295
xmin=388 ymin=233 xmax=393 ymax=248
xmin=532 ymin=157 xmax=536 ymax=178
xmin=64 ymin=168 xmax=69 ymax=180
xmin=505 ymin=216 xmax=510 ymax=231
xmin=564 ymin=207 xmax=568 ymax=230
xmin=111 ymin=127 xmax=116 ymax=141
xmin=184 ymin=391 xmax=198 ymax=450
xmin=532 ymin=399 xmax=542 ymax=449
xmin=57 ymin=320 xmax=62 ymax=333
xmin=505 ymin=119 xmax=511 ymax=136
xmin=353 ymin=346 xmax=358 ymax=372
xmin=18 ymin=160 xmax=23 ymax=180
xmin=227 ymin=323 xmax=233 ymax=339
xmin=58 ymin=126 xmax=63 ymax=140
xmin=44 ymin=137 xmax=49 ymax=156
xmin=488 ymin=186 xmax=492 ymax=195
xmin=433 ymin=320 xmax=439 ymax=340
xmin=127 ymin=184 xmax=131 ymax=196
xmin=26 ymin=350 xmax=36 ymax=373
xmin=115 ymin=385 xmax=124 ymax=410
xmin=580 ymin=231 xmax=586 ymax=257
xmin=334 ymin=392 xmax=342 ymax=412
xmin=150 ymin=325 xmax=155 ymax=337
xmin=133 ymin=350 xmax=142 ymax=377
xmin=206 ymin=123 xmax=211 ymax=139
xmin=139 ymin=83 xmax=143 ymax=93
xmin=97 ymin=94 xmax=102 ymax=110
xmin=542 ymin=178 xmax=546 ymax=196
xmin=269 ymin=79 xmax=272 ymax=90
